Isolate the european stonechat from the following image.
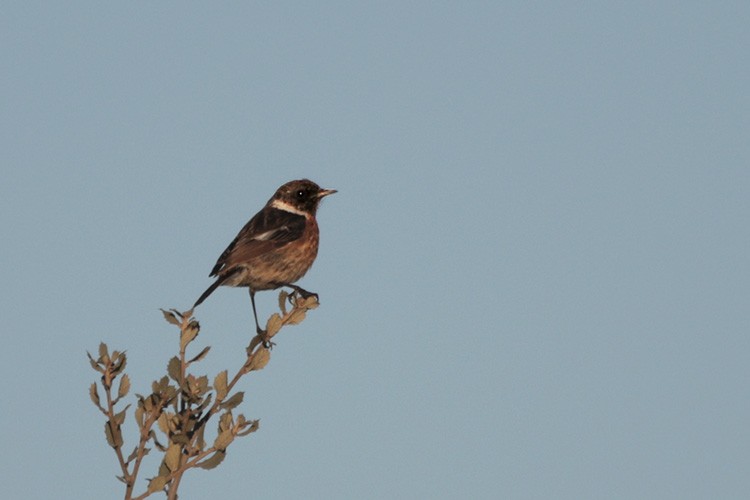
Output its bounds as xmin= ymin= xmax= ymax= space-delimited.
xmin=194 ymin=179 xmax=336 ymax=338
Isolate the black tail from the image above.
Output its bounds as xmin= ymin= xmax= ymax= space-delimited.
xmin=194 ymin=269 xmax=241 ymax=308
xmin=194 ymin=279 xmax=222 ymax=308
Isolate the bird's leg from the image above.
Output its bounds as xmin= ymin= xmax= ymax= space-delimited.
xmin=250 ymin=290 xmax=274 ymax=348
xmin=283 ymin=284 xmax=319 ymax=304
xmin=249 ymin=290 xmax=263 ymax=334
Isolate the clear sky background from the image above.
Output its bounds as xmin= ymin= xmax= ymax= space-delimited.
xmin=1 ymin=2 xmax=748 ymax=499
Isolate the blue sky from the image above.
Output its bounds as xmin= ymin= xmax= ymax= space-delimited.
xmin=2 ymin=2 xmax=748 ymax=499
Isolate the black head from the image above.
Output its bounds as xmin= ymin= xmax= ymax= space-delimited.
xmin=270 ymin=179 xmax=336 ymax=215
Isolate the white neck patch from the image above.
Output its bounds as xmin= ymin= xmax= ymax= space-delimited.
xmin=271 ymin=199 xmax=307 ymax=216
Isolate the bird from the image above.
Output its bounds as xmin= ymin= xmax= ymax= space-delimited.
xmin=193 ymin=179 xmax=336 ymax=341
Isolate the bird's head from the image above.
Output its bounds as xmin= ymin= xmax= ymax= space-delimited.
xmin=270 ymin=179 xmax=337 ymax=216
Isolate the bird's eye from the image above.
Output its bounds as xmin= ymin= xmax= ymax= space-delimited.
xmin=296 ymin=189 xmax=306 ymax=199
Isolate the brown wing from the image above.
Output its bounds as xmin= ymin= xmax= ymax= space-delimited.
xmin=209 ymin=207 xmax=306 ymax=277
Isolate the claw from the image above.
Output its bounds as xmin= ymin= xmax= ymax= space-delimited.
xmin=262 ymin=339 xmax=276 ymax=349
xmin=284 ymin=284 xmax=318 ymax=304
xmin=254 ymin=326 xmax=275 ymax=349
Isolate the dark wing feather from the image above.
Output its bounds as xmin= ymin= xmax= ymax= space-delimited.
xmin=209 ymin=207 xmax=306 ymax=277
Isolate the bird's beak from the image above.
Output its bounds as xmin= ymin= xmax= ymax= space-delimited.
xmin=317 ymin=188 xmax=337 ymax=198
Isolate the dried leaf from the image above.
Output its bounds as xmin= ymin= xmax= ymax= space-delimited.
xmin=158 ymin=460 xmax=170 ymax=478
xmin=104 ymin=422 xmax=115 ymax=448
xmin=118 ymin=374 xmax=131 ymax=399
xmin=266 ymin=313 xmax=282 ymax=336
xmin=219 ymin=411 xmax=233 ymax=431
xmin=196 ymin=393 xmax=213 ymax=413
xmin=214 ymin=370 xmax=228 ymax=400
xmin=112 ymin=426 xmax=123 ymax=448
xmin=213 ymin=429 xmax=234 ymax=451
xmin=180 ymin=322 xmax=199 ymax=350
xmin=160 ymin=309 xmax=180 ymax=326
xmin=157 ymin=412 xmax=169 ymax=435
xmin=87 ymin=351 xmax=103 ymax=373
xmin=195 ymin=424 xmax=206 ymax=451
xmin=246 ymin=335 xmax=262 ymax=355
xmin=195 ymin=375 xmax=209 ymax=394
xmin=285 ymin=308 xmax=306 ymax=325
xmin=198 ymin=450 xmax=225 ymax=470
xmin=221 ymin=392 xmax=244 ymax=411
xmin=278 ymin=290 xmax=289 ymax=315
xmin=89 ymin=383 xmax=100 ymax=407
xmin=98 ymin=342 xmax=109 ymax=362
xmin=111 ymin=352 xmax=127 ymax=377
xmin=189 ymin=346 xmax=211 ymax=364
xmin=147 ymin=475 xmax=168 ymax=494
xmin=114 ymin=407 xmax=128 ymax=426
xmin=167 ymin=357 xmax=180 ymax=381
xmin=126 ymin=446 xmax=139 ymax=465
xmin=164 ymin=443 xmax=181 ymax=472
xmin=163 ymin=384 xmax=177 ymax=403
xmin=246 ymin=348 xmax=270 ymax=372
xmin=105 ymin=421 xmax=123 ymax=448
xmin=237 ymin=419 xmax=260 ymax=437
xmin=172 ymin=432 xmax=189 ymax=447
xmin=134 ymin=405 xmax=145 ymax=429
xmin=185 ymin=375 xmax=209 ymax=399
xmin=153 ymin=376 xmax=170 ymax=393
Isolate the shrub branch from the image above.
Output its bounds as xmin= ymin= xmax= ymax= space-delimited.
xmin=88 ymin=290 xmax=319 ymax=499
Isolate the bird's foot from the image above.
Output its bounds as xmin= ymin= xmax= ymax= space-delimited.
xmin=255 ymin=327 xmax=275 ymax=349
xmin=285 ymin=285 xmax=318 ymax=305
